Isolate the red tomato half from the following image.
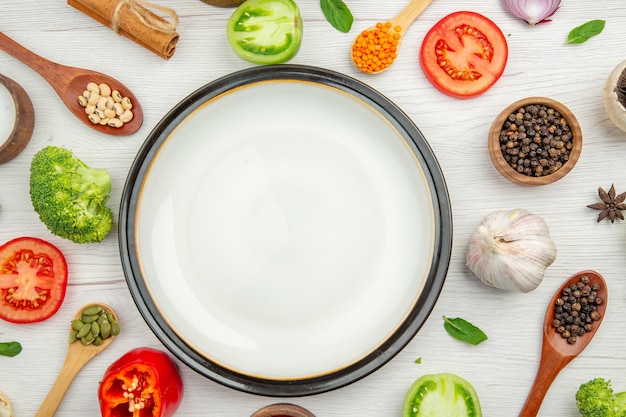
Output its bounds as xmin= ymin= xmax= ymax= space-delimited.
xmin=0 ymin=237 xmax=68 ymax=323
xmin=420 ymin=11 xmax=508 ymax=98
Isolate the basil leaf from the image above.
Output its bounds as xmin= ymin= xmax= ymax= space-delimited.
xmin=443 ymin=316 xmax=488 ymax=346
xmin=320 ymin=0 xmax=354 ymax=33
xmin=0 ymin=341 xmax=22 ymax=357
xmin=566 ymin=19 xmax=605 ymax=44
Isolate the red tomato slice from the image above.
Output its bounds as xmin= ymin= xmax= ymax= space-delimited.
xmin=0 ymin=237 xmax=68 ymax=323
xmin=420 ymin=11 xmax=508 ymax=98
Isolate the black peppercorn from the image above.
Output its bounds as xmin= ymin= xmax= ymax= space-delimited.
xmin=499 ymin=104 xmax=572 ymax=177
xmin=553 ymin=275 xmax=603 ymax=344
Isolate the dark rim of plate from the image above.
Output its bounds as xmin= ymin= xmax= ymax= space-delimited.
xmin=119 ymin=64 xmax=453 ymax=397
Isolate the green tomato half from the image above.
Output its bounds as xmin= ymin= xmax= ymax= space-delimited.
xmin=402 ymin=373 xmax=482 ymax=417
xmin=227 ymin=0 xmax=303 ymax=65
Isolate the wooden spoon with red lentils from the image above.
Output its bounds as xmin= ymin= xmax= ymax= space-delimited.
xmin=351 ymin=0 xmax=433 ymax=74
xmin=518 ymin=270 xmax=608 ymax=417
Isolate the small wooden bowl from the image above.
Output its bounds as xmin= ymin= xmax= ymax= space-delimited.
xmin=488 ymin=97 xmax=582 ymax=186
xmin=251 ymin=403 xmax=316 ymax=417
xmin=198 ymin=0 xmax=245 ymax=6
xmin=0 ymin=73 xmax=34 ymax=164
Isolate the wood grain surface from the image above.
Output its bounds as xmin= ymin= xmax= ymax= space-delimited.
xmin=1 ymin=1 xmax=625 ymax=416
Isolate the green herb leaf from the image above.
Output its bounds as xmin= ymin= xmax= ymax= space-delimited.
xmin=566 ymin=19 xmax=605 ymax=44
xmin=443 ymin=316 xmax=488 ymax=346
xmin=415 ymin=357 xmax=422 ymax=364
xmin=0 ymin=341 xmax=22 ymax=357
xmin=320 ymin=0 xmax=354 ymax=33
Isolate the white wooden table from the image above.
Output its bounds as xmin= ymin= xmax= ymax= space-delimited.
xmin=1 ymin=1 xmax=626 ymax=416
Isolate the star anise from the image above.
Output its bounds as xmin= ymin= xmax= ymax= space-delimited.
xmin=587 ymin=184 xmax=626 ymax=223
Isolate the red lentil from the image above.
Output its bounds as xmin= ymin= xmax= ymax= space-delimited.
xmin=352 ymin=21 xmax=401 ymax=74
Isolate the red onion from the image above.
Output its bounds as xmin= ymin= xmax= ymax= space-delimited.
xmin=502 ymin=0 xmax=561 ymax=25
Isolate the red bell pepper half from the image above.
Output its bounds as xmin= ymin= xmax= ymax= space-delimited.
xmin=98 ymin=347 xmax=184 ymax=417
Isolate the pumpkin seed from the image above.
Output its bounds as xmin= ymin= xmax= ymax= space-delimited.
xmin=76 ymin=322 xmax=92 ymax=339
xmin=81 ymin=314 xmax=100 ymax=323
xmin=81 ymin=332 xmax=95 ymax=345
xmin=100 ymin=320 xmax=111 ymax=339
xmin=69 ymin=304 xmax=119 ymax=345
xmin=83 ymin=305 xmax=103 ymax=316
xmin=91 ymin=322 xmax=100 ymax=337
xmin=111 ymin=320 xmax=121 ymax=336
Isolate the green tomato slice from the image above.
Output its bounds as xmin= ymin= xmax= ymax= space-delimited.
xmin=227 ymin=0 xmax=303 ymax=65
xmin=402 ymin=373 xmax=482 ymax=417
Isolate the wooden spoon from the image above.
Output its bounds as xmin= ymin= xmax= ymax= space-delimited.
xmin=518 ymin=270 xmax=608 ymax=417
xmin=351 ymin=0 xmax=433 ymax=74
xmin=34 ymin=303 xmax=118 ymax=417
xmin=0 ymin=32 xmax=143 ymax=136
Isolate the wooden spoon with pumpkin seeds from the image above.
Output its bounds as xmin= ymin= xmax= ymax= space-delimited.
xmin=34 ymin=303 xmax=119 ymax=417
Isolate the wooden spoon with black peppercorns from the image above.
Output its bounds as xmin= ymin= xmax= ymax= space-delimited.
xmin=518 ymin=270 xmax=608 ymax=417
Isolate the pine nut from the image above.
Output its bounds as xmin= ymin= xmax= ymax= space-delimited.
xmin=121 ymin=97 xmax=132 ymax=110
xmin=79 ymin=82 xmax=136 ymax=129
xmin=88 ymin=92 xmax=100 ymax=106
xmin=87 ymin=82 xmax=100 ymax=93
xmin=119 ymin=110 xmax=133 ymax=123
xmin=97 ymin=96 xmax=108 ymax=110
xmin=88 ymin=114 xmax=101 ymax=124
xmin=99 ymin=83 xmax=111 ymax=97
xmin=112 ymin=90 xmax=123 ymax=102
xmin=108 ymin=118 xmax=123 ymax=128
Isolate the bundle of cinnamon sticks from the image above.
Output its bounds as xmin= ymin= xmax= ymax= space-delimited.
xmin=68 ymin=0 xmax=179 ymax=59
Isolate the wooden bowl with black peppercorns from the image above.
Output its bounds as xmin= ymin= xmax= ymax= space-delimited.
xmin=488 ymin=97 xmax=582 ymax=186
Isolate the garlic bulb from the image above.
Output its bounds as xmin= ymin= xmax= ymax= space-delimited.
xmin=0 ymin=392 xmax=13 ymax=417
xmin=466 ymin=209 xmax=557 ymax=292
xmin=603 ymin=59 xmax=626 ymax=134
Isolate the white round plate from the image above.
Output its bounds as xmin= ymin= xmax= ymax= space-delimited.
xmin=120 ymin=65 xmax=452 ymax=396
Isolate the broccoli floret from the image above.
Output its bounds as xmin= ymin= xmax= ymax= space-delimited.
xmin=29 ymin=146 xmax=113 ymax=244
xmin=576 ymin=378 xmax=626 ymax=417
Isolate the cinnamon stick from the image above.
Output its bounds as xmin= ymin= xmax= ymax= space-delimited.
xmin=68 ymin=0 xmax=179 ymax=59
